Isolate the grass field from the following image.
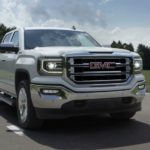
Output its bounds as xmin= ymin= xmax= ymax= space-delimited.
xmin=143 ymin=70 xmax=150 ymax=92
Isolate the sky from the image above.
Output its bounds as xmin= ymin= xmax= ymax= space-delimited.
xmin=0 ymin=0 xmax=150 ymax=49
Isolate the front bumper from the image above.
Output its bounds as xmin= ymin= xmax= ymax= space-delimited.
xmin=30 ymin=78 xmax=145 ymax=119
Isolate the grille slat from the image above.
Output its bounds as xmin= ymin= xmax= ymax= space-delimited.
xmin=67 ymin=57 xmax=132 ymax=84
xmin=70 ymin=73 xmax=128 ymax=76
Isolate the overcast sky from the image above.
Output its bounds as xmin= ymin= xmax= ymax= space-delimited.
xmin=0 ymin=0 xmax=150 ymax=48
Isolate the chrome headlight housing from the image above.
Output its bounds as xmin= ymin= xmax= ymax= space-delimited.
xmin=133 ymin=58 xmax=143 ymax=74
xmin=39 ymin=58 xmax=63 ymax=75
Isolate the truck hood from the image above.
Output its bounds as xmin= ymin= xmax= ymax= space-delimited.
xmin=33 ymin=46 xmax=135 ymax=57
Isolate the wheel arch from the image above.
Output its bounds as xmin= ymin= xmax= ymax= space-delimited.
xmin=15 ymin=69 xmax=31 ymax=93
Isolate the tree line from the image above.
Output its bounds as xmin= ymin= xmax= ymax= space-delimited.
xmin=0 ymin=23 xmax=149 ymax=70
xmin=111 ymin=41 xmax=134 ymax=52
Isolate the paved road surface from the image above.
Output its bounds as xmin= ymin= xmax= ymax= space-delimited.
xmin=0 ymin=94 xmax=150 ymax=150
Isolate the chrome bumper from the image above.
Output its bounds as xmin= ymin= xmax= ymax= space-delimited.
xmin=30 ymin=80 xmax=145 ymax=109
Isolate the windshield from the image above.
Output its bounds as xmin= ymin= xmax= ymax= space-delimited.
xmin=24 ymin=29 xmax=100 ymax=49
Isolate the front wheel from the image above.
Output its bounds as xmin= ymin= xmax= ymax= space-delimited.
xmin=110 ymin=111 xmax=136 ymax=120
xmin=17 ymin=80 xmax=43 ymax=129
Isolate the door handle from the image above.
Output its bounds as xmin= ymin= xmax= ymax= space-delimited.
xmin=2 ymin=60 xmax=6 ymax=62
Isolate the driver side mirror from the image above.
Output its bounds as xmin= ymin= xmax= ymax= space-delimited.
xmin=0 ymin=43 xmax=19 ymax=53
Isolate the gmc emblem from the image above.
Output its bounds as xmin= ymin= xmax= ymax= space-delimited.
xmin=90 ymin=62 xmax=116 ymax=70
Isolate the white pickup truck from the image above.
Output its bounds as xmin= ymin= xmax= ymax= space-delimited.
xmin=0 ymin=27 xmax=145 ymax=129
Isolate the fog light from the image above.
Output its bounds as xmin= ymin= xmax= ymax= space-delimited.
xmin=138 ymin=84 xmax=145 ymax=90
xmin=41 ymin=89 xmax=60 ymax=94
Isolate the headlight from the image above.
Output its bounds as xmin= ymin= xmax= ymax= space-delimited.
xmin=46 ymin=62 xmax=57 ymax=70
xmin=133 ymin=58 xmax=143 ymax=73
xmin=39 ymin=58 xmax=63 ymax=75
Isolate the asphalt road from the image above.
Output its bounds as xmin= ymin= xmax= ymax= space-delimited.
xmin=0 ymin=94 xmax=150 ymax=150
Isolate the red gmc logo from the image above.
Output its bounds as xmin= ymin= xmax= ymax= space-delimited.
xmin=90 ymin=62 xmax=116 ymax=69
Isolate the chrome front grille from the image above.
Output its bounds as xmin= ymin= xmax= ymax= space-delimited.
xmin=67 ymin=56 xmax=132 ymax=84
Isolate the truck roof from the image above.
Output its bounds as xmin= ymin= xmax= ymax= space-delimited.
xmin=4 ymin=27 xmax=83 ymax=37
xmin=23 ymin=27 xmax=83 ymax=32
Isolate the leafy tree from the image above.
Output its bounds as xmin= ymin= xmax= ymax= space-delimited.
xmin=111 ymin=41 xmax=118 ymax=48
xmin=137 ymin=44 xmax=150 ymax=70
xmin=125 ymin=43 xmax=134 ymax=52
xmin=111 ymin=41 xmax=123 ymax=49
xmin=123 ymin=43 xmax=128 ymax=49
xmin=0 ymin=24 xmax=16 ymax=42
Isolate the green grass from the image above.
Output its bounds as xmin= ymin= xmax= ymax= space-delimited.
xmin=143 ymin=70 xmax=150 ymax=92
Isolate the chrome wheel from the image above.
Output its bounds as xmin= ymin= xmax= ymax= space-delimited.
xmin=18 ymin=88 xmax=28 ymax=123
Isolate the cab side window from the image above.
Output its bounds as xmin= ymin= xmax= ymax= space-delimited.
xmin=11 ymin=31 xmax=19 ymax=47
xmin=2 ymin=33 xmax=12 ymax=43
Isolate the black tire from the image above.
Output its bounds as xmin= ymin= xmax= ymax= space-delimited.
xmin=17 ymin=80 xmax=43 ymax=129
xmin=110 ymin=111 xmax=136 ymax=120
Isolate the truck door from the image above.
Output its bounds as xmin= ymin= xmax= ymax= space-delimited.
xmin=0 ymin=31 xmax=19 ymax=96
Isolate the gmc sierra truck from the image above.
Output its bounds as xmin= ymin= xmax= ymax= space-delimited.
xmin=0 ymin=27 xmax=146 ymax=129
